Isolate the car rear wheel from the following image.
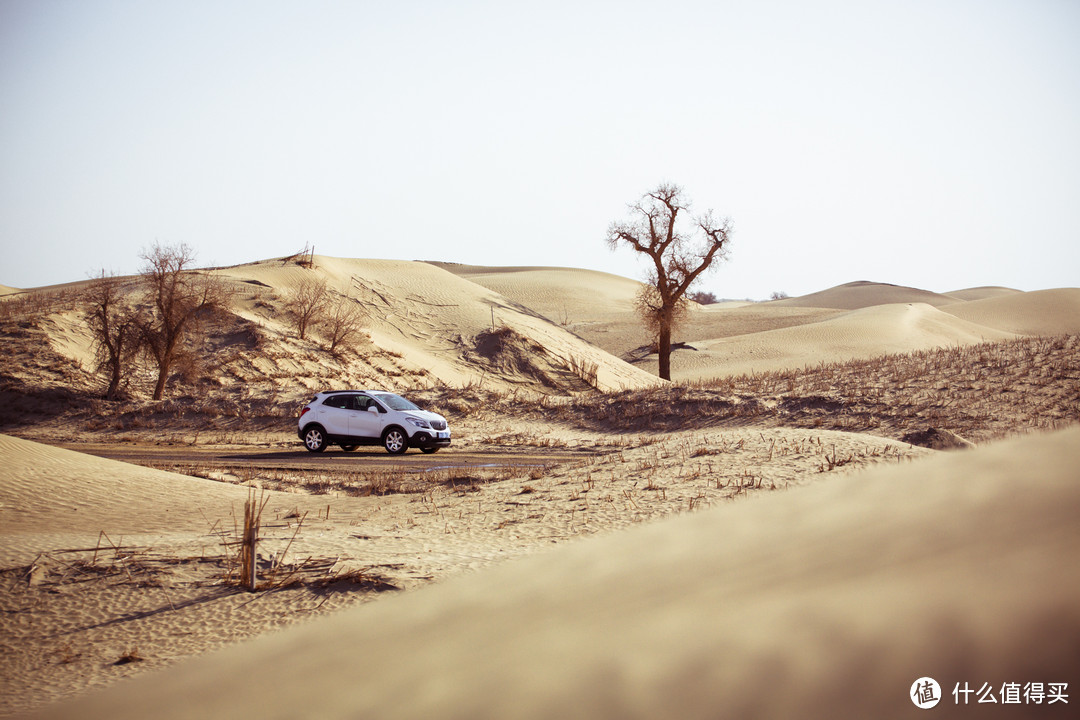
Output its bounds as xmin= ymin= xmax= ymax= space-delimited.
xmin=303 ymin=426 xmax=327 ymax=453
xmin=383 ymin=427 xmax=408 ymax=455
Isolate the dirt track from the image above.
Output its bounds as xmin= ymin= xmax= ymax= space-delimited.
xmin=58 ymin=442 xmax=597 ymax=475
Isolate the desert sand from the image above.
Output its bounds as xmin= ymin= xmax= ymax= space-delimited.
xmin=2 ymin=256 xmax=1078 ymax=717
xmin=10 ymin=427 xmax=1079 ymax=720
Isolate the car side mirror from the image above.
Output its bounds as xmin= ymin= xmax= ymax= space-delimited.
xmin=367 ymin=406 xmax=379 ymax=414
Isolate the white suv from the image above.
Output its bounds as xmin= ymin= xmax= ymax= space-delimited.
xmin=297 ymin=390 xmax=451 ymax=454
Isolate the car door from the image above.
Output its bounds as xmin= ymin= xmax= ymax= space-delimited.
xmin=317 ymin=394 xmax=352 ymax=436
xmin=348 ymin=394 xmax=384 ymax=439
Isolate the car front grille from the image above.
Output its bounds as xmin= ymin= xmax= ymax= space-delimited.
xmin=431 ymin=420 xmax=447 ymax=431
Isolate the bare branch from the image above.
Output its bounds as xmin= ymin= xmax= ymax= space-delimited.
xmin=288 ymin=275 xmax=329 ymax=340
xmin=85 ymin=271 xmax=143 ymax=400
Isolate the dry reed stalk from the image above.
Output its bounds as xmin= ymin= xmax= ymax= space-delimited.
xmin=239 ymin=486 xmax=269 ymax=592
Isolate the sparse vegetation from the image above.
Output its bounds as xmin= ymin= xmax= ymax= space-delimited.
xmin=287 ymin=275 xmax=329 ymax=340
xmin=688 ymin=290 xmax=719 ymax=305
xmin=321 ymin=295 xmax=366 ymax=354
xmin=554 ymin=335 xmax=1080 ymax=445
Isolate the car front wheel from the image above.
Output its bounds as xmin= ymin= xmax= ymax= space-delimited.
xmin=303 ymin=426 xmax=327 ymax=453
xmin=383 ymin=428 xmax=408 ymax=455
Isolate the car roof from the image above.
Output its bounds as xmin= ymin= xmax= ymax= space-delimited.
xmin=318 ymin=389 xmax=381 ymax=395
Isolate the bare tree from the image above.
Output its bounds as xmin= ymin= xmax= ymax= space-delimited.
xmin=288 ymin=274 xmax=329 ymax=340
xmin=85 ymin=271 xmax=142 ymax=400
xmin=321 ymin=295 xmax=365 ymax=354
xmin=139 ymin=243 xmax=230 ymax=400
xmin=607 ymin=183 xmax=733 ymax=380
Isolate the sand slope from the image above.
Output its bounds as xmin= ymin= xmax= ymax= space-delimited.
xmin=942 ymin=286 xmax=1022 ymax=302
xmin=769 ymin=281 xmax=958 ymax=309
xmin=31 ymin=426 xmax=1080 ymax=720
xmin=656 ymin=302 xmax=1018 ymax=380
xmin=215 ymin=257 xmax=659 ymax=393
xmin=430 ymin=263 xmax=645 ymax=319
xmin=0 ymin=434 xmax=255 ymax=566
xmin=940 ymin=288 xmax=1080 ymax=336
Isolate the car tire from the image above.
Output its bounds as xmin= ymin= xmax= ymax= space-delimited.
xmin=383 ymin=427 xmax=408 ymax=455
xmin=421 ymin=447 xmax=439 ymax=454
xmin=340 ymin=444 xmax=358 ymax=452
xmin=303 ymin=426 xmax=327 ymax=453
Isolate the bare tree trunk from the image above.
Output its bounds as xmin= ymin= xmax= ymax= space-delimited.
xmin=152 ymin=362 xmax=168 ymax=400
xmin=657 ymin=322 xmax=672 ymax=381
xmin=106 ymin=359 xmax=122 ymax=400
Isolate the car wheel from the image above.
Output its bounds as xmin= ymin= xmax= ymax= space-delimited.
xmin=303 ymin=426 xmax=327 ymax=453
xmin=383 ymin=427 xmax=408 ymax=455
xmin=421 ymin=447 xmax=439 ymax=454
xmin=340 ymin=445 xmax=358 ymax=452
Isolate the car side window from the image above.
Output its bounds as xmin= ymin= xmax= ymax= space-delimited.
xmin=323 ymin=395 xmax=349 ymax=409
xmin=356 ymin=395 xmax=384 ymax=412
xmin=351 ymin=396 xmax=371 ymax=411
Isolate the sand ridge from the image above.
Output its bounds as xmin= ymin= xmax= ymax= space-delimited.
xmin=939 ymin=288 xmax=1080 ymax=336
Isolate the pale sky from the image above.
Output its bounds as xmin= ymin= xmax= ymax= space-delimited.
xmin=2 ymin=0 xmax=1078 ymax=299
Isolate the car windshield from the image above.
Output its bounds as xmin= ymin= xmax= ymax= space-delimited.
xmin=372 ymin=392 xmax=419 ymax=412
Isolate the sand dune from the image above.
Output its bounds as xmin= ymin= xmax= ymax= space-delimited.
xmin=0 ymin=434 xmax=256 ymax=566
xmin=431 ymin=262 xmax=645 ymax=318
xmin=13 ymin=257 xmax=1073 ymax=393
xmin=942 ymin=285 xmax=1022 ymax=302
xmin=769 ymin=280 xmax=959 ymax=309
xmin=30 ymin=426 xmax=1080 ymax=720
xmin=24 ymin=257 xmax=660 ymax=397
xmin=940 ymin=288 xmax=1080 ymax=336
xmin=217 ymin=257 xmax=661 ymax=393
xmin=656 ymin=302 xmax=1018 ymax=380
xmin=435 ymin=264 xmax=852 ymax=361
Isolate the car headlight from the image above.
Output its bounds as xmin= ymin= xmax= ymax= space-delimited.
xmin=406 ymin=417 xmax=431 ymax=429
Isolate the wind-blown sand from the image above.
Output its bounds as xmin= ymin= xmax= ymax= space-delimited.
xmin=23 ymin=427 xmax=1080 ymax=720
